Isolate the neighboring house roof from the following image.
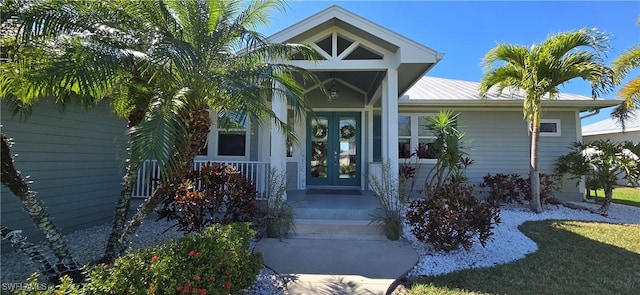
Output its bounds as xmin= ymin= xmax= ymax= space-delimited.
xmin=582 ymin=115 xmax=640 ymax=135
xmin=400 ymin=76 xmax=622 ymax=111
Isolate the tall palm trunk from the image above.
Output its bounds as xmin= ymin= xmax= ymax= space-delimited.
xmin=529 ymin=121 xmax=543 ymax=213
xmin=113 ymin=107 xmax=212 ymax=257
xmin=1 ymin=134 xmax=81 ymax=281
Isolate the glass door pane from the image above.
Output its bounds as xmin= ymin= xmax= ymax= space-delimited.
xmin=310 ymin=117 xmax=329 ymax=180
xmin=338 ymin=117 xmax=357 ymax=179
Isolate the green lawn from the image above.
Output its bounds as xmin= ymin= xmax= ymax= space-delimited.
xmin=588 ymin=186 xmax=640 ymax=208
xmin=407 ymin=220 xmax=640 ymax=295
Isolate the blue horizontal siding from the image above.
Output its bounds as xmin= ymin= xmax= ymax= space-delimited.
xmin=1 ymin=100 xmax=126 ymax=252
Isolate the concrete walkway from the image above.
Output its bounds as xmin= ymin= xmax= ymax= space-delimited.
xmin=255 ymin=238 xmax=418 ymax=295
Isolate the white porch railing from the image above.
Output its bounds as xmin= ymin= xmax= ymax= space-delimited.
xmin=132 ymin=160 xmax=270 ymax=199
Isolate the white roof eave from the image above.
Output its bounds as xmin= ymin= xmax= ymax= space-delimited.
xmin=399 ymin=98 xmax=623 ymax=110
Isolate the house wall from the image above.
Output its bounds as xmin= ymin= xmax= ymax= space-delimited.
xmin=286 ymin=161 xmax=299 ymax=190
xmin=583 ymin=131 xmax=640 ymax=144
xmin=400 ymin=110 xmax=584 ymax=201
xmin=1 ymin=100 xmax=126 ymax=252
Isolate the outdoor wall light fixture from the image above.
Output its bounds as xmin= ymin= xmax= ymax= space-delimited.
xmin=329 ymin=80 xmax=339 ymax=100
xmin=329 ymin=72 xmax=339 ymax=100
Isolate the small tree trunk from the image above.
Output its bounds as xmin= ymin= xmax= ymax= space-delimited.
xmin=529 ymin=121 xmax=543 ymax=213
xmin=599 ymin=184 xmax=614 ymax=214
xmin=1 ymin=134 xmax=81 ymax=281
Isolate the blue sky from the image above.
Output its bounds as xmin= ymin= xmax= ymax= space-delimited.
xmin=260 ymin=1 xmax=640 ymax=126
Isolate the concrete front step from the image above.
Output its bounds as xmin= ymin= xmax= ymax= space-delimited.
xmin=291 ymin=219 xmax=385 ymax=240
xmin=293 ymin=207 xmax=377 ymax=220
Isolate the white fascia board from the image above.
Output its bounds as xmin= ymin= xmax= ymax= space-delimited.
xmin=583 ymin=127 xmax=640 ymax=136
xmin=398 ymin=98 xmax=623 ymax=110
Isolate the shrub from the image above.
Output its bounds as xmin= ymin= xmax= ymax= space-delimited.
xmin=406 ymin=175 xmax=501 ymax=252
xmin=86 ymin=223 xmax=262 ymax=295
xmin=11 ymin=274 xmax=81 ymax=295
xmin=481 ymin=173 xmax=526 ymax=205
xmin=520 ymin=173 xmax=562 ymax=204
xmin=481 ymin=173 xmax=561 ymax=205
xmin=156 ymin=162 xmax=259 ymax=234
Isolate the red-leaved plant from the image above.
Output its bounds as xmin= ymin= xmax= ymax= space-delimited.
xmin=157 ymin=162 xmax=259 ymax=234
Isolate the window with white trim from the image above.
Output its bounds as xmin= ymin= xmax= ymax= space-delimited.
xmin=399 ymin=114 xmax=438 ymax=160
xmin=216 ymin=115 xmax=249 ymax=157
xmin=540 ymin=119 xmax=561 ymax=137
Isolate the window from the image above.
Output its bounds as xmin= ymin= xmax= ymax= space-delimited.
xmin=216 ymin=114 xmax=248 ymax=157
xmin=540 ymin=119 xmax=561 ymax=137
xmin=399 ymin=114 xmax=437 ymax=160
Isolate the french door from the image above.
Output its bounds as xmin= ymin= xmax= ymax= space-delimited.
xmin=307 ymin=112 xmax=361 ymax=186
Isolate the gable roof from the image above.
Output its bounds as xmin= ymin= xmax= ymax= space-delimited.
xmin=582 ymin=115 xmax=640 ymax=135
xmin=400 ymin=76 xmax=622 ymax=111
xmin=267 ymin=5 xmax=444 ymax=96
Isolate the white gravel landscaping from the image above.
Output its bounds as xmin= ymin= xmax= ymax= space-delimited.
xmin=404 ymin=201 xmax=640 ymax=278
xmin=2 ymin=200 xmax=638 ymax=294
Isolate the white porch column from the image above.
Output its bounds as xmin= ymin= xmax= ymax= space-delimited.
xmin=270 ymin=83 xmax=288 ymax=199
xmin=381 ymin=68 xmax=399 ymax=182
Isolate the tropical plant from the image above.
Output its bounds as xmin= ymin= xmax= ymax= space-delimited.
xmin=156 ymin=163 xmax=259 ymax=234
xmin=422 ymin=110 xmax=467 ymax=199
xmin=369 ymin=161 xmax=406 ymax=240
xmin=19 ymin=223 xmax=263 ymax=295
xmin=406 ymin=171 xmax=501 ymax=252
xmin=481 ymin=173 xmax=561 ymax=206
xmin=610 ymin=17 xmax=640 ymax=125
xmin=88 ymin=223 xmax=262 ymax=295
xmin=1 ymin=0 xmax=323 ymax=264
xmin=554 ymin=140 xmax=640 ymax=214
xmin=480 ymin=28 xmax=615 ymax=213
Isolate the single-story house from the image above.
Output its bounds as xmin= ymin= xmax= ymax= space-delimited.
xmin=582 ymin=115 xmax=640 ymax=144
xmin=1 ymin=5 xmax=621 ymax=250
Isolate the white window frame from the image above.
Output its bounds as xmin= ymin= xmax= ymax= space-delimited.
xmin=398 ymin=113 xmax=438 ymax=163
xmin=540 ymin=119 xmax=561 ymax=137
xmin=214 ymin=116 xmax=250 ymax=159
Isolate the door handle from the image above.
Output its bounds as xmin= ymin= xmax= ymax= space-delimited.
xmin=333 ymin=151 xmax=338 ymax=163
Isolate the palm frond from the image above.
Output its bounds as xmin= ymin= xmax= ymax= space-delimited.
xmin=129 ymin=89 xmax=190 ymax=182
xmin=541 ymin=28 xmax=610 ymax=60
xmin=611 ymin=45 xmax=640 ymax=83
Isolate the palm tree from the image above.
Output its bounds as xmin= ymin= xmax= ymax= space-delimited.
xmin=2 ymin=0 xmax=322 ymax=264
xmin=555 ymin=140 xmax=640 ymax=214
xmin=480 ymin=29 xmax=614 ymax=213
xmin=611 ymin=17 xmax=640 ymax=126
xmin=104 ymin=0 xmax=321 ymax=260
